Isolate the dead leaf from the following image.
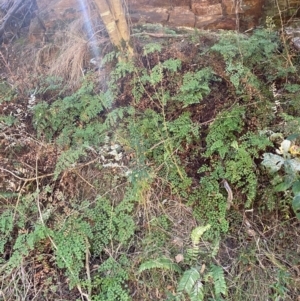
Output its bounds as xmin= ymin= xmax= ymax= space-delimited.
xmin=175 ymin=254 xmax=184 ymax=263
xmin=200 ymin=263 xmax=206 ymax=274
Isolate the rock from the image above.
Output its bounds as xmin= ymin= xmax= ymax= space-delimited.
xmin=284 ymin=27 xmax=300 ymax=52
xmin=129 ymin=0 xmax=190 ymax=8
xmin=192 ymin=3 xmax=223 ymax=16
xmin=195 ymin=15 xmax=221 ymax=28
xmin=129 ymin=6 xmax=169 ymax=24
xmin=169 ymin=7 xmax=195 ymax=27
xmin=292 ymin=36 xmax=300 ymax=51
xmin=29 ymin=0 xmax=266 ymax=37
xmin=222 ymin=0 xmax=243 ymax=15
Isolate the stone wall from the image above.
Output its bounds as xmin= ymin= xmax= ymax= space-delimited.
xmin=29 ymin=0 xmax=266 ymax=43
xmin=128 ymin=0 xmax=264 ymax=30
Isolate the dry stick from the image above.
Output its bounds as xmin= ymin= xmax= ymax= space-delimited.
xmin=72 ymin=170 xmax=95 ymax=189
xmin=12 ymin=181 xmax=28 ymax=221
xmin=1 ymin=167 xmax=54 ymax=181
xmin=0 ymin=157 xmax=99 ymax=182
xmin=131 ymin=32 xmax=188 ymax=38
xmin=35 ymin=149 xmax=43 ymax=226
xmin=0 ymin=50 xmax=13 ymax=75
xmin=275 ymin=0 xmax=294 ymax=68
xmin=85 ymin=237 xmax=92 ymax=297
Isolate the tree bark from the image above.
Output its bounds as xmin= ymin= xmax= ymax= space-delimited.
xmin=108 ymin=0 xmax=130 ymax=43
xmin=93 ymin=0 xmax=122 ymax=47
xmin=93 ymin=0 xmax=132 ymax=54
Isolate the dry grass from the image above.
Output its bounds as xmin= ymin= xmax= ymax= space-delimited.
xmin=34 ymin=11 xmax=109 ymax=90
xmin=221 ymin=216 xmax=300 ymax=301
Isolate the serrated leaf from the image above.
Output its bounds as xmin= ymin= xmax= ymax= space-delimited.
xmin=138 ymin=258 xmax=182 ymax=274
xmin=261 ymin=153 xmax=285 ymax=173
xmin=292 ymin=194 xmax=300 ymax=219
xmin=177 ymin=267 xmax=201 ymax=295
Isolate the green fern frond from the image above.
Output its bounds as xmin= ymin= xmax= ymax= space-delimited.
xmin=191 ymin=224 xmax=211 ymax=246
xmin=211 ymin=239 xmax=221 ymax=258
xmin=143 ymin=43 xmax=162 ymax=55
xmin=210 ymin=264 xmax=227 ymax=298
xmin=189 ymin=280 xmax=204 ymax=301
xmin=186 ymin=224 xmax=211 ymax=261
xmin=54 ymin=146 xmax=86 ymax=180
xmin=161 ymin=58 xmax=182 ymax=72
xmin=138 ymin=258 xmax=182 ymax=274
xmin=177 ymin=267 xmax=202 ymax=297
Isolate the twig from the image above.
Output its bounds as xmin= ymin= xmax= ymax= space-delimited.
xmin=0 ymin=167 xmax=54 ymax=181
xmin=131 ymin=32 xmax=188 ymax=38
xmin=222 ymin=179 xmax=233 ymax=210
xmin=275 ymin=0 xmax=294 ymax=68
xmin=72 ymin=170 xmax=95 ymax=189
xmin=85 ymin=237 xmax=92 ymax=297
xmin=0 ymin=50 xmax=13 ymax=75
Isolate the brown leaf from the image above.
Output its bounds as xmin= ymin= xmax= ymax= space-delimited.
xmin=175 ymin=254 xmax=184 ymax=263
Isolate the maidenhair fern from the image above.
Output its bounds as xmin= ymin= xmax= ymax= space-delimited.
xmin=54 ymin=146 xmax=87 ymax=180
xmin=143 ymin=42 xmax=162 ymax=55
xmin=0 ymin=210 xmax=13 ymax=254
xmin=104 ymin=106 xmax=135 ymax=127
xmin=204 ymin=106 xmax=245 ymax=159
xmin=53 ymin=215 xmax=92 ymax=288
xmin=93 ymin=255 xmax=131 ymax=301
xmin=175 ymin=67 xmax=215 ymax=107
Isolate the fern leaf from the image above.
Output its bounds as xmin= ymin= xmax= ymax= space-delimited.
xmin=191 ymin=224 xmax=211 ymax=246
xmin=138 ymin=258 xmax=182 ymax=274
xmin=54 ymin=147 xmax=86 ymax=180
xmin=190 ymin=280 xmax=204 ymax=301
xmin=210 ymin=264 xmax=227 ymax=297
xmin=211 ymin=239 xmax=221 ymax=257
xmin=177 ymin=267 xmax=201 ymax=295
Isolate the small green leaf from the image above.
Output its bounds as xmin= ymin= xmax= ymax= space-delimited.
xmin=292 ymin=194 xmax=300 ymax=219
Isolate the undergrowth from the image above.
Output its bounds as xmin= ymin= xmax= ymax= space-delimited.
xmin=1 ymin=25 xmax=300 ymax=300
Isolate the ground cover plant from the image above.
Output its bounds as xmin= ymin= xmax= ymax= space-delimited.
xmin=0 ymin=17 xmax=300 ymax=301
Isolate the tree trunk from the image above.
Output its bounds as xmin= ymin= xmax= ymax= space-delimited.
xmin=108 ymin=0 xmax=130 ymax=43
xmin=93 ymin=0 xmax=132 ymax=54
